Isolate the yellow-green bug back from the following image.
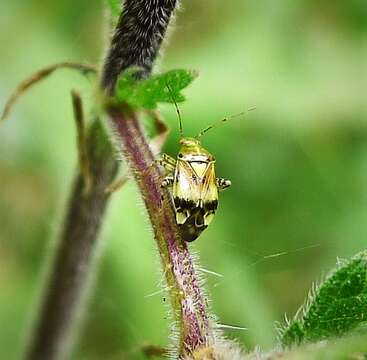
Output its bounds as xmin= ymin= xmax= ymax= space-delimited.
xmin=160 ymin=135 xmax=230 ymax=241
xmin=159 ymin=88 xmax=233 ymax=241
xmin=171 ymin=137 xmax=219 ymax=241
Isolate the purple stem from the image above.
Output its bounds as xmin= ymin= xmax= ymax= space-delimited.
xmin=108 ymin=106 xmax=214 ymax=356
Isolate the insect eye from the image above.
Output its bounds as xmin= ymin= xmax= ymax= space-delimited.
xmin=178 ymin=153 xmax=183 ymax=158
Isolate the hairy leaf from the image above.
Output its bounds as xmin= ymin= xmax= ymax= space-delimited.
xmin=115 ymin=68 xmax=198 ymax=109
xmin=279 ymin=333 xmax=367 ymax=360
xmin=281 ymin=251 xmax=367 ymax=347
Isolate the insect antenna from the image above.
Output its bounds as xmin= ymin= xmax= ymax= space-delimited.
xmin=165 ymin=81 xmax=184 ymax=138
xmin=196 ymin=107 xmax=256 ymax=139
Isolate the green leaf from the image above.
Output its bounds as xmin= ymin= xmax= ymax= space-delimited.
xmin=281 ymin=321 xmax=305 ymax=347
xmin=115 ymin=68 xmax=198 ymax=109
xmin=280 ymin=251 xmax=367 ymax=347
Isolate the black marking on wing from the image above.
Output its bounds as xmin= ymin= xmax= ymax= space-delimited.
xmin=178 ymin=207 xmax=208 ymax=242
xmin=174 ymin=197 xmax=217 ymax=212
xmin=174 ymin=197 xmax=218 ymax=241
xmin=174 ymin=197 xmax=196 ymax=211
xmin=204 ymin=200 xmax=218 ymax=212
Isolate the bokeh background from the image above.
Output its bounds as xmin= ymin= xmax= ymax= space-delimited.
xmin=1 ymin=0 xmax=367 ymax=359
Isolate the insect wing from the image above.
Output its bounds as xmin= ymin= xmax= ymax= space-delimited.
xmin=173 ymin=159 xmax=202 ymax=225
xmin=173 ymin=159 xmax=219 ymax=242
xmin=199 ymin=161 xmax=218 ymax=226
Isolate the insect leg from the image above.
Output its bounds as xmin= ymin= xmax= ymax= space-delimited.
xmin=156 ymin=153 xmax=176 ymax=173
xmin=216 ymin=178 xmax=231 ymax=191
xmin=71 ymin=90 xmax=92 ymax=193
xmin=162 ymin=153 xmax=177 ymax=166
xmin=161 ymin=176 xmax=174 ymax=188
xmin=139 ymin=153 xmax=175 ymax=185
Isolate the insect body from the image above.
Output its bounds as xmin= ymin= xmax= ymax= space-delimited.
xmin=160 ymin=137 xmax=231 ymax=242
xmin=159 ymin=83 xmax=245 ymax=241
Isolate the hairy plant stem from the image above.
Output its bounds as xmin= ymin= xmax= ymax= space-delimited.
xmin=27 ymin=121 xmax=118 ymax=360
xmin=25 ymin=0 xmax=215 ymax=359
xmin=102 ymin=0 xmax=216 ymax=356
xmin=108 ymin=106 xmax=214 ymax=357
xmin=102 ymin=0 xmax=179 ymax=90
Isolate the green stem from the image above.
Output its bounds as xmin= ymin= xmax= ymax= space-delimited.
xmin=26 ymin=121 xmax=118 ymax=360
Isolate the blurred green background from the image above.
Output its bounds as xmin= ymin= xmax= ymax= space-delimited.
xmin=1 ymin=0 xmax=367 ymax=359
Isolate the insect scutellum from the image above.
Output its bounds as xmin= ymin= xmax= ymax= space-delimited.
xmin=160 ymin=82 xmax=233 ymax=242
